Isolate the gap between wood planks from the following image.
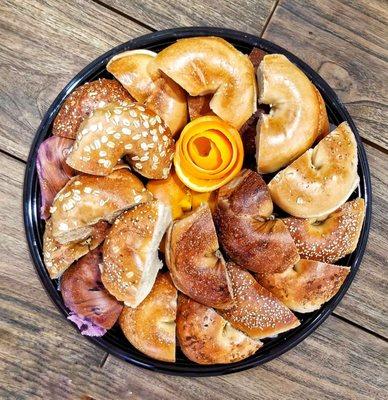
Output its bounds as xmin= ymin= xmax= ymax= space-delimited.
xmin=11 ymin=0 xmax=386 ymax=368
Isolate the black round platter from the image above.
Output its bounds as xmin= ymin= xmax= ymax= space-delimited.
xmin=23 ymin=27 xmax=372 ymax=376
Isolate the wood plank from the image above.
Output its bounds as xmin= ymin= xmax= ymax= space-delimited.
xmin=100 ymin=316 xmax=387 ymax=400
xmin=100 ymin=0 xmax=275 ymax=35
xmin=334 ymin=145 xmax=388 ymax=336
xmin=263 ymin=0 xmax=388 ymax=150
xmin=0 ymin=0 xmax=150 ymax=161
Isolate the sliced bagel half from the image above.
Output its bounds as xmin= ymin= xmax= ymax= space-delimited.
xmin=268 ymin=122 xmax=359 ymax=218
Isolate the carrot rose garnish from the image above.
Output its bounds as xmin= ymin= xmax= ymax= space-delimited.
xmin=174 ymin=116 xmax=244 ymax=192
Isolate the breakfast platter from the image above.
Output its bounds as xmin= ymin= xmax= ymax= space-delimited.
xmin=23 ymin=27 xmax=371 ymax=376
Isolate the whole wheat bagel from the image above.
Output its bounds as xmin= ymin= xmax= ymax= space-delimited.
xmin=52 ymin=78 xmax=133 ymax=139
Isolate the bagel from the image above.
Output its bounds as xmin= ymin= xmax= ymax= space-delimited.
xmin=37 ymin=136 xmax=75 ymax=219
xmin=107 ymin=50 xmax=187 ymax=136
xmin=214 ymin=170 xmax=300 ymax=276
xmin=50 ymin=169 xmax=152 ymax=244
xmin=119 ymin=273 xmax=177 ymax=362
xmin=187 ymin=95 xmax=213 ymax=121
xmin=52 ymin=78 xmax=133 ymax=139
xmin=268 ymin=122 xmax=359 ymax=218
xmin=219 ymin=263 xmax=300 ymax=339
xmin=165 ymin=204 xmax=233 ymax=309
xmin=154 ymin=36 xmax=256 ymax=129
xmin=102 ymin=201 xmax=172 ymax=307
xmin=61 ymin=247 xmax=123 ymax=330
xmin=257 ymin=259 xmax=350 ymax=313
xmin=43 ymin=219 xmax=109 ymax=279
xmin=176 ymin=295 xmax=261 ymax=364
xmin=256 ymin=54 xmax=329 ymax=173
xmin=283 ymin=198 xmax=365 ymax=263
xmin=66 ymin=102 xmax=175 ymax=179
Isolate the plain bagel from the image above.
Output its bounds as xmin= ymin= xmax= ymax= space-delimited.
xmin=66 ymin=102 xmax=175 ymax=179
xmin=176 ymin=295 xmax=261 ymax=364
xmin=119 ymin=273 xmax=177 ymax=362
xmin=107 ymin=50 xmax=188 ymax=136
xmin=257 ymin=259 xmax=350 ymax=313
xmin=268 ymin=122 xmax=359 ymax=218
xmin=153 ymin=36 xmax=257 ymax=129
xmin=256 ymin=54 xmax=329 ymax=173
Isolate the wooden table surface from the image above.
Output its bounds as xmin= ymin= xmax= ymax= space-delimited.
xmin=0 ymin=1 xmax=387 ymax=399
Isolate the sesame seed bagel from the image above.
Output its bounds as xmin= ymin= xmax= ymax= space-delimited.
xmin=50 ymin=168 xmax=152 ymax=244
xmin=214 ymin=170 xmax=300 ymax=276
xmin=165 ymin=204 xmax=234 ymax=309
xmin=107 ymin=50 xmax=188 ymax=136
xmin=43 ymin=219 xmax=109 ymax=279
xmin=177 ymin=294 xmax=262 ymax=365
xmin=119 ymin=273 xmax=177 ymax=362
xmin=53 ymin=78 xmax=133 ymax=139
xmin=102 ymin=201 xmax=172 ymax=307
xmin=268 ymin=122 xmax=359 ymax=218
xmin=219 ymin=263 xmax=300 ymax=340
xmin=66 ymin=102 xmax=175 ymax=179
xmin=283 ymin=198 xmax=365 ymax=263
xmin=257 ymin=259 xmax=350 ymax=313
xmin=61 ymin=247 xmax=123 ymax=330
xmin=154 ymin=36 xmax=257 ymax=129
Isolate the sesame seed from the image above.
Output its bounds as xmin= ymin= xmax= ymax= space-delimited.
xmin=101 ymin=136 xmax=108 ymax=143
xmin=114 ymin=132 xmax=121 ymax=139
xmin=124 ymin=143 xmax=133 ymax=150
xmin=59 ymin=222 xmax=68 ymax=231
xmin=107 ymin=141 xmax=115 ymax=148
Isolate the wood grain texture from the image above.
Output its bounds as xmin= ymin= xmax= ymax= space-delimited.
xmin=100 ymin=0 xmax=275 ymax=35
xmin=0 ymin=0 xmax=149 ymax=161
xmin=100 ymin=316 xmax=387 ymax=400
xmin=263 ymin=0 xmax=388 ymax=150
